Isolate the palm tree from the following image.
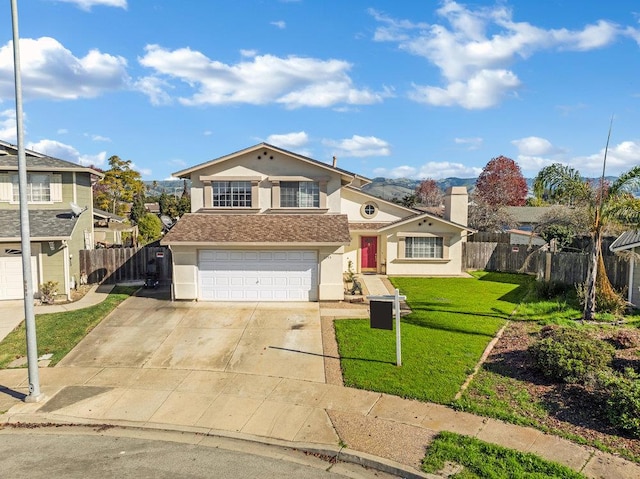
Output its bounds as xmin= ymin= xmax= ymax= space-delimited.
xmin=533 ymin=164 xmax=640 ymax=320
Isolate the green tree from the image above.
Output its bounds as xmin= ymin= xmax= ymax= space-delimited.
xmin=129 ymin=192 xmax=146 ymax=224
xmin=159 ymin=192 xmax=179 ymax=218
xmin=533 ymin=163 xmax=640 ymax=319
xmin=137 ymin=213 xmax=163 ymax=244
xmin=400 ymin=193 xmax=418 ymax=208
xmin=94 ymin=155 xmax=145 ymax=215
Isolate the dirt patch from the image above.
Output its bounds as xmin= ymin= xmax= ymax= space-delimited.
xmin=468 ymin=321 xmax=640 ymax=460
xmin=70 ymin=284 xmax=93 ymax=302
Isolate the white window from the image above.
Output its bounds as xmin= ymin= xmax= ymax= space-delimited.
xmin=280 ymin=181 xmax=319 ymax=208
xmin=405 ymin=237 xmax=443 ymax=259
xmin=212 ymin=181 xmax=252 ymax=207
xmin=12 ymin=173 xmax=51 ymax=203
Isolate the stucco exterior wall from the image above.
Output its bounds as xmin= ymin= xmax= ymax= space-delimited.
xmin=318 ymin=246 xmax=344 ymax=300
xmin=170 ymin=246 xmax=198 ymax=300
xmin=384 ymin=221 xmax=467 ymax=276
xmin=187 ymin=151 xmax=344 ymax=213
xmin=340 ymin=188 xmax=411 ymax=222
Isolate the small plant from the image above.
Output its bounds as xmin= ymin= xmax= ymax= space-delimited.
xmin=39 ymin=281 xmax=59 ymax=304
xmin=529 ymin=327 xmax=615 ymax=384
xmin=598 ymin=369 xmax=640 ymax=438
xmin=344 ymin=259 xmax=355 ymax=283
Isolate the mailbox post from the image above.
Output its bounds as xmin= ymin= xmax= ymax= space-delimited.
xmin=367 ymin=288 xmax=405 ymax=367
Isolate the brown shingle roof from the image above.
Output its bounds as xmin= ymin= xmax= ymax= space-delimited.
xmin=349 ymin=222 xmax=390 ymax=231
xmin=162 ymin=214 xmax=351 ymax=245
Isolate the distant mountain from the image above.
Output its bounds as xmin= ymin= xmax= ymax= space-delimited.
xmin=144 ymin=180 xmax=191 ymax=198
xmin=362 ymin=177 xmax=477 ymax=201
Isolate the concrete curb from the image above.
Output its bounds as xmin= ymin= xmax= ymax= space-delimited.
xmin=0 ymin=414 xmax=433 ymax=478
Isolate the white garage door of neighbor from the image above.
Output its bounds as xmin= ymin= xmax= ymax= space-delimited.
xmin=0 ymin=256 xmax=37 ymax=300
xmin=199 ymin=250 xmax=318 ymax=301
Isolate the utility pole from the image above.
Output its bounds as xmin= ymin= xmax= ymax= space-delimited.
xmin=10 ymin=0 xmax=43 ymax=402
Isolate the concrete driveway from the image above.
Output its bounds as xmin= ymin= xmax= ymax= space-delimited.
xmin=58 ymin=288 xmax=325 ymax=383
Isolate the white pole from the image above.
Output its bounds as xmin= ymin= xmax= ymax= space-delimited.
xmin=10 ymin=0 xmax=43 ymax=402
xmin=395 ymin=288 xmax=402 ymax=367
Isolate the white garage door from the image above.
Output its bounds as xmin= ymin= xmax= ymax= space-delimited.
xmin=199 ymin=250 xmax=318 ymax=301
xmin=0 ymin=256 xmax=37 ymax=300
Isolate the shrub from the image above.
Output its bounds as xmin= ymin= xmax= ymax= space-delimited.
xmin=599 ymin=369 xmax=640 ymax=438
xmin=575 ymin=281 xmax=627 ymax=317
xmin=39 ymin=280 xmax=59 ymax=304
xmin=529 ymin=328 xmax=615 ymax=384
xmin=533 ymin=280 xmax=572 ymax=300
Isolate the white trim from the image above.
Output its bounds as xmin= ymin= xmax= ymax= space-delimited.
xmin=629 ymin=256 xmax=635 ymax=304
xmin=63 ymin=244 xmax=71 ymax=300
xmin=72 ymin=172 xmax=77 ymax=203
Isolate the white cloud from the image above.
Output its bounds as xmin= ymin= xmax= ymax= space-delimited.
xmin=266 ymin=131 xmax=309 ymax=149
xmin=55 ymin=0 xmax=127 ymax=11
xmin=130 ymin=162 xmax=152 ymax=177
xmin=516 ymin=155 xmax=555 ymax=175
xmin=271 ymin=21 xmax=286 ymax=29
xmin=409 ymin=69 xmax=520 ymax=109
xmin=57 ymin=128 xmax=69 ymax=135
xmin=323 ymin=135 xmax=391 ymax=158
xmin=86 ymin=134 xmax=111 ymax=142
xmin=203 ymin=130 xmax=213 ymax=136
xmin=512 ymin=136 xmax=557 ymax=156
xmin=0 ymin=37 xmax=129 ymax=101
xmin=454 ymin=136 xmax=483 ymax=150
xmin=374 ymin=160 xmax=482 ymax=179
xmin=133 ymin=76 xmax=172 ymax=106
xmin=26 ymin=139 xmax=107 ymax=167
xmin=0 ymin=109 xmax=16 ymax=142
xmin=571 ymin=140 xmax=640 ymax=176
xmin=372 ymin=0 xmax=630 ymax=109
xmin=137 ymin=45 xmax=384 ymax=109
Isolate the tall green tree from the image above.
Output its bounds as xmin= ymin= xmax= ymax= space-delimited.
xmin=94 ymin=155 xmax=145 ymax=215
xmin=534 ymin=163 xmax=640 ymax=319
xmin=129 ymin=192 xmax=146 ymax=224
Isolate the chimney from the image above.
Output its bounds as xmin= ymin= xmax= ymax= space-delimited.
xmin=332 ymin=155 xmax=337 ymax=168
xmin=444 ymin=186 xmax=468 ymax=227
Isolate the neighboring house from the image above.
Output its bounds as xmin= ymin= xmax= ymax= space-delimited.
xmin=505 ymin=229 xmax=547 ymax=247
xmin=610 ymin=230 xmax=640 ymax=307
xmin=0 ymin=140 xmax=101 ymax=300
xmin=504 ymin=206 xmax=552 ymax=231
xmin=162 ymin=143 xmax=473 ymax=302
xmin=94 ymin=208 xmax=138 ymax=247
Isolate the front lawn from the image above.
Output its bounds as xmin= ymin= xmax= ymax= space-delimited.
xmin=0 ymin=286 xmax=137 ymax=368
xmin=422 ymin=431 xmax=585 ymax=479
xmin=334 ymin=272 xmax=532 ymax=403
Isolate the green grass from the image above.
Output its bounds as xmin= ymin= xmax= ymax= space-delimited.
xmin=0 ymin=286 xmax=138 ymax=368
xmin=422 ymin=431 xmax=585 ymax=478
xmin=334 ymin=272 xmax=533 ymax=403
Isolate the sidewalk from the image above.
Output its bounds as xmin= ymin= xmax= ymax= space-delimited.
xmin=0 ymin=284 xmax=114 ymax=343
xmin=0 ymin=281 xmax=638 ymax=478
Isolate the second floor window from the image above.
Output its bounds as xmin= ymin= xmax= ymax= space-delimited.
xmin=12 ymin=173 xmax=51 ymax=202
xmin=212 ymin=181 xmax=252 ymax=207
xmin=280 ymin=181 xmax=319 ymax=208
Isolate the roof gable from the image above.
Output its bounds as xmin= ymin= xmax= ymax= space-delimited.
xmin=173 ymin=143 xmax=369 ymax=184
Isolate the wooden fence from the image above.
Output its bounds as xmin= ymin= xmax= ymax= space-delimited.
xmin=463 ymin=242 xmax=629 ymax=289
xmin=79 ymin=246 xmax=172 ymax=285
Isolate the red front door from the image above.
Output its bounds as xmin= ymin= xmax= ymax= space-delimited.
xmin=360 ymin=236 xmax=377 ymax=271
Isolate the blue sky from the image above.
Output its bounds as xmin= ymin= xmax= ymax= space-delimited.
xmin=0 ymin=0 xmax=639 ymax=181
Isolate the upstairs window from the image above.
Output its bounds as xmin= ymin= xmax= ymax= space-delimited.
xmin=280 ymin=181 xmax=319 ymax=208
xmin=12 ymin=173 xmax=51 ymax=203
xmin=212 ymin=181 xmax=252 ymax=207
xmin=405 ymin=236 xmax=443 ymax=259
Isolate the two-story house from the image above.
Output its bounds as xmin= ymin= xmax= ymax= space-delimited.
xmin=0 ymin=140 xmax=101 ymax=301
xmin=162 ymin=143 xmax=473 ymax=302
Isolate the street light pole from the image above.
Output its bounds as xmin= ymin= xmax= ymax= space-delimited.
xmin=10 ymin=0 xmax=43 ymax=402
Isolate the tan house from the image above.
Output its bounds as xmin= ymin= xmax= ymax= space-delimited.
xmin=162 ymin=143 xmax=473 ymax=302
xmin=0 ymin=140 xmax=101 ymax=300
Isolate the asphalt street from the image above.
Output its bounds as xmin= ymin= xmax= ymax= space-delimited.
xmin=0 ymin=427 xmax=397 ymax=478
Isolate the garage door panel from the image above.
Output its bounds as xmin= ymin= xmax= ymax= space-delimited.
xmin=199 ymin=250 xmax=318 ymax=302
xmin=0 ymin=256 xmax=37 ymax=301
